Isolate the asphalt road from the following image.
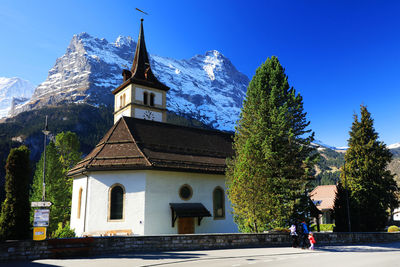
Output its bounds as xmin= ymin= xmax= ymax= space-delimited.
xmin=5 ymin=242 xmax=400 ymax=267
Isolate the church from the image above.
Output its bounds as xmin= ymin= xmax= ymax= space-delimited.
xmin=68 ymin=19 xmax=238 ymax=236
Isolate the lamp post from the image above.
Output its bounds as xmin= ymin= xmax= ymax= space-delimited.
xmin=42 ymin=116 xmax=50 ymax=201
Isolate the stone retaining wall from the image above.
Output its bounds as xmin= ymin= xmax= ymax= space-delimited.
xmin=1 ymin=232 xmax=400 ymax=262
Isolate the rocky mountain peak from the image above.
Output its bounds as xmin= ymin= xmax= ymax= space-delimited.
xmin=0 ymin=77 xmax=34 ymax=118
xmin=10 ymin=33 xmax=249 ymax=131
xmin=114 ymin=35 xmax=135 ymax=48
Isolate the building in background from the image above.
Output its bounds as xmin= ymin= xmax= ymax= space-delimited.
xmin=310 ymin=185 xmax=337 ymax=225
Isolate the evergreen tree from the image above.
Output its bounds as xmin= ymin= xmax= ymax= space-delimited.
xmin=342 ymin=105 xmax=398 ymax=231
xmin=55 ymin=131 xmax=82 ymax=196
xmin=332 ymin=182 xmax=349 ymax=232
xmin=226 ymin=56 xmax=317 ymax=232
xmin=0 ymin=146 xmax=31 ymax=240
xmin=30 ymin=132 xmax=81 ymax=234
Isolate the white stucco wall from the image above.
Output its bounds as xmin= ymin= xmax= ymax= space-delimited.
xmin=70 ymin=175 xmax=88 ymax=236
xmin=144 ymin=170 xmax=238 ymax=235
xmin=114 ymin=108 xmax=131 ymax=123
xmin=71 ymin=169 xmax=238 ymax=236
xmin=72 ymin=171 xmax=146 ymax=236
xmin=394 ymin=208 xmax=400 ymax=221
xmin=134 ymin=108 xmax=162 ymax=122
xmin=135 ymin=87 xmax=162 ymax=106
xmin=115 ymin=85 xmax=132 ymax=111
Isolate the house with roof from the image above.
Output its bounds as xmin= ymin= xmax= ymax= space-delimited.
xmin=68 ymin=19 xmax=238 ymax=236
xmin=309 ymin=185 xmax=337 ymax=225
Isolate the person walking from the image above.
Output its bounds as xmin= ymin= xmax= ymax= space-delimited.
xmin=300 ymin=221 xmax=309 ymax=249
xmin=289 ymin=224 xmax=298 ymax=247
xmin=308 ymin=232 xmax=316 ymax=250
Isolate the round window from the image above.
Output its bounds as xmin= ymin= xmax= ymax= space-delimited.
xmin=179 ymin=184 xmax=193 ymax=200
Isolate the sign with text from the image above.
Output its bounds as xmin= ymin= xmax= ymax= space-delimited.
xmin=33 ymin=209 xmax=50 ymax=227
xmin=31 ymin=201 xmax=52 ymax=207
xmin=33 ymin=227 xmax=46 ymax=241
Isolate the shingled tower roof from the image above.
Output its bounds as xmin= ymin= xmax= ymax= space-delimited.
xmin=113 ymin=19 xmax=169 ymax=95
xmin=68 ymin=117 xmax=234 ymax=176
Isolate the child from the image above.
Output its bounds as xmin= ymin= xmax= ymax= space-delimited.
xmin=308 ymin=232 xmax=316 ymax=250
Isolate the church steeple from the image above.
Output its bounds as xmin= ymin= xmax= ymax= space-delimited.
xmin=112 ymin=19 xmax=169 ymax=124
xmin=116 ymin=19 xmax=169 ymax=93
xmin=131 ymin=19 xmax=150 ymax=78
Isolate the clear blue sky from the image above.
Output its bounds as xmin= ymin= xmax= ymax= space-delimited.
xmin=1 ymin=0 xmax=400 ymax=148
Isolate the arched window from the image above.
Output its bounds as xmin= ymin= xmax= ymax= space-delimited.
xmin=149 ymin=93 xmax=155 ymax=107
xmin=77 ymin=187 xmax=83 ymax=219
xmin=109 ymin=184 xmax=125 ymax=220
xmin=119 ymin=95 xmax=123 ymax=108
xmin=143 ymin=92 xmax=148 ymax=105
xmin=213 ymin=187 xmax=225 ymax=219
xmin=122 ymin=93 xmax=126 ymax=107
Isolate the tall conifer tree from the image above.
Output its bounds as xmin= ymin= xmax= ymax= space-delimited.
xmin=226 ymin=56 xmax=316 ymax=232
xmin=0 ymin=146 xmax=31 ymax=240
xmin=332 ymin=181 xmax=350 ymax=232
xmin=342 ymin=105 xmax=398 ymax=231
xmin=30 ymin=132 xmax=81 ymax=234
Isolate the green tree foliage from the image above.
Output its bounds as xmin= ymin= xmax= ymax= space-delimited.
xmin=0 ymin=146 xmax=31 ymax=240
xmin=30 ymin=132 xmax=81 ymax=235
xmin=342 ymin=105 xmax=398 ymax=231
xmin=226 ymin=56 xmax=317 ymax=232
xmin=332 ymin=181 xmax=350 ymax=232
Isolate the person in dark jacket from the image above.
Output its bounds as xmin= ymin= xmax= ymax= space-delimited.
xmin=300 ymin=221 xmax=309 ymax=249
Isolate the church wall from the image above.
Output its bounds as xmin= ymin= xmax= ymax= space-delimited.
xmin=144 ymin=170 xmax=238 ymax=235
xmin=134 ymin=86 xmax=163 ymax=106
xmin=134 ymin=108 xmax=162 ymax=121
xmin=75 ymin=171 xmax=146 ymax=236
xmin=70 ymin=175 xmax=88 ymax=236
xmin=114 ymin=84 xmax=132 ymax=112
xmin=114 ymin=108 xmax=131 ymax=123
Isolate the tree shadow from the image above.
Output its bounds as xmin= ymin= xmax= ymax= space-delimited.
xmin=317 ymin=242 xmax=400 ymax=253
xmin=0 ymin=262 xmax=57 ymax=267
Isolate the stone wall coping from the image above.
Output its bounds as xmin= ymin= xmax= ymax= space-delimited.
xmin=1 ymin=232 xmax=399 ymax=262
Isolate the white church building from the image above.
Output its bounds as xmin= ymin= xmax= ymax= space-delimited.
xmin=68 ymin=19 xmax=238 ymax=236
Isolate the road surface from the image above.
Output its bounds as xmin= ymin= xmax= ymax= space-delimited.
xmin=5 ymin=242 xmax=400 ymax=267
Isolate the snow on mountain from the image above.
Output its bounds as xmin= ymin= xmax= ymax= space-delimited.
xmin=388 ymin=143 xmax=400 ymax=149
xmin=11 ymin=32 xmax=249 ymax=131
xmin=0 ymin=77 xmax=35 ymax=118
xmin=312 ymin=140 xmax=338 ymax=150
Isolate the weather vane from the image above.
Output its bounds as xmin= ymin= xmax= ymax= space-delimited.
xmin=135 ymin=8 xmax=149 ymax=16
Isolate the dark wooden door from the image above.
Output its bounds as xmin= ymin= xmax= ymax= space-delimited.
xmin=178 ymin=217 xmax=194 ymax=234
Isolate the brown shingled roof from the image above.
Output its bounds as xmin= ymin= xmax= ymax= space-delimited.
xmin=309 ymin=185 xmax=337 ymax=211
xmin=68 ymin=117 xmax=233 ymax=176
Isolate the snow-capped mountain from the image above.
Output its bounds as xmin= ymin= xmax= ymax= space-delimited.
xmin=11 ymin=32 xmax=249 ymax=131
xmin=388 ymin=143 xmax=400 ymax=150
xmin=0 ymin=77 xmax=35 ymax=118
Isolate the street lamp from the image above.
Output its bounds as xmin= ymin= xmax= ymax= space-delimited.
xmin=42 ymin=116 xmax=50 ymax=201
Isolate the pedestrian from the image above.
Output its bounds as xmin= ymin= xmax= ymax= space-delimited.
xmin=300 ymin=221 xmax=309 ymax=249
xmin=289 ymin=223 xmax=298 ymax=247
xmin=308 ymin=232 xmax=316 ymax=250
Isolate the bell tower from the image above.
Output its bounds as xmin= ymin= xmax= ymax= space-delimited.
xmin=112 ymin=19 xmax=169 ymax=124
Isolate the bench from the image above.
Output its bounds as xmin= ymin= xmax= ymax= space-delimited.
xmin=83 ymin=229 xmax=133 ymax=237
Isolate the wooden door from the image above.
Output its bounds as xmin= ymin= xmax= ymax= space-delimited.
xmin=178 ymin=217 xmax=194 ymax=234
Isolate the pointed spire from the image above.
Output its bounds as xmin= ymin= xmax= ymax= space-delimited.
xmin=131 ymin=19 xmax=150 ymax=76
xmin=116 ymin=19 xmax=169 ymax=94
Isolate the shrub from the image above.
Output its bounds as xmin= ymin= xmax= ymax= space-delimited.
xmin=387 ymin=225 xmax=400 ymax=233
xmin=273 ymin=227 xmax=290 ymax=233
xmin=311 ymin=224 xmax=335 ymax=232
xmin=51 ymin=222 xmax=76 ymax=238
